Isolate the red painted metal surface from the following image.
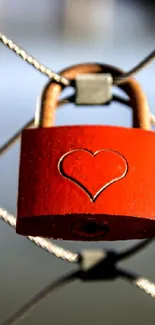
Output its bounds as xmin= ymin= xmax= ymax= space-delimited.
xmin=16 ymin=125 xmax=155 ymax=240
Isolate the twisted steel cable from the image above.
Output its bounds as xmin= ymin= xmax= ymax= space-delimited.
xmin=1 ymin=32 xmax=155 ymax=86
xmin=0 ymin=33 xmax=69 ymax=86
xmin=0 ymin=206 xmax=79 ymax=263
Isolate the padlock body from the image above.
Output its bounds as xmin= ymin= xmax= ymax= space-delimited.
xmin=16 ymin=125 xmax=155 ymax=240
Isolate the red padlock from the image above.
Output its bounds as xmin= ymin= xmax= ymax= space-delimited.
xmin=16 ymin=63 xmax=155 ymax=241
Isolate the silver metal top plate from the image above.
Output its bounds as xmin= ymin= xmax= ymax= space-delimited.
xmin=75 ymin=73 xmax=113 ymax=105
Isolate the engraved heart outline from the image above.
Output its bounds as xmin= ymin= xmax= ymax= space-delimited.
xmin=58 ymin=149 xmax=128 ymax=202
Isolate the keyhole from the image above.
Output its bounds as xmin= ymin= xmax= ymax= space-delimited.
xmin=72 ymin=218 xmax=109 ymax=239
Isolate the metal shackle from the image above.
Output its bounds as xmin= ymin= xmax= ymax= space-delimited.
xmin=36 ymin=63 xmax=151 ymax=129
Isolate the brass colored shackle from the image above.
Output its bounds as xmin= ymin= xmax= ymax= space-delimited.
xmin=35 ymin=63 xmax=151 ymax=130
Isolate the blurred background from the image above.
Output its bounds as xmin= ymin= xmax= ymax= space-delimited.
xmin=0 ymin=0 xmax=155 ymax=324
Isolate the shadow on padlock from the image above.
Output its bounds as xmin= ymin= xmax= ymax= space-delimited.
xmin=16 ymin=63 xmax=155 ymax=241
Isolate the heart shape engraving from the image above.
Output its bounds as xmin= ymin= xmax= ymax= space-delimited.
xmin=58 ymin=149 xmax=128 ymax=202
